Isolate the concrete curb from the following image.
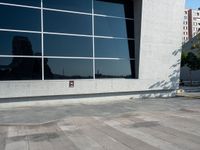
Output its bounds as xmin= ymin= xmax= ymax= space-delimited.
xmin=176 ymin=94 xmax=200 ymax=99
xmin=0 ymin=90 xmax=176 ymax=109
xmin=0 ymin=95 xmax=134 ymax=109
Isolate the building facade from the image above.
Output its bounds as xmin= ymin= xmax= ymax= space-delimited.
xmin=0 ymin=0 xmax=185 ymax=99
xmin=183 ymin=8 xmax=200 ymax=44
xmin=183 ymin=9 xmax=189 ymax=43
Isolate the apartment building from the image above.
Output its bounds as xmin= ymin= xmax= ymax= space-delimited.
xmin=183 ymin=8 xmax=200 ymax=44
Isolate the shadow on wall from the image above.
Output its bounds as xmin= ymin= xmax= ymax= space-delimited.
xmin=138 ymin=48 xmax=181 ymax=99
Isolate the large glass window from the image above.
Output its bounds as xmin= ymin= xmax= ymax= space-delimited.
xmin=95 ymin=60 xmax=135 ymax=78
xmin=0 ymin=5 xmax=41 ymax=31
xmin=0 ymin=31 xmax=41 ymax=56
xmin=43 ymin=0 xmax=92 ymax=13
xmin=0 ymin=0 xmax=137 ymax=80
xmin=95 ymin=38 xmax=134 ymax=58
xmin=94 ymin=0 xmax=134 ymax=18
xmin=44 ymin=35 xmax=92 ymax=57
xmin=0 ymin=0 xmax=41 ymax=6
xmin=0 ymin=57 xmax=42 ymax=80
xmin=44 ymin=58 xmax=93 ymax=79
xmin=95 ymin=16 xmax=134 ymax=38
xmin=44 ymin=11 xmax=92 ymax=35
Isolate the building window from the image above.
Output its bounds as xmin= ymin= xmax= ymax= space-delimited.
xmin=44 ymin=59 xmax=93 ymax=79
xmin=0 ymin=5 xmax=41 ymax=31
xmin=44 ymin=11 xmax=92 ymax=35
xmin=0 ymin=0 xmax=137 ymax=80
xmin=0 ymin=0 xmax=41 ymax=6
xmin=94 ymin=0 xmax=134 ymax=18
xmin=95 ymin=16 xmax=134 ymax=38
xmin=184 ymin=21 xmax=188 ymax=25
xmin=0 ymin=32 xmax=41 ymax=56
xmin=0 ymin=57 xmax=42 ymax=80
xmin=95 ymin=60 xmax=135 ymax=78
xmin=44 ymin=35 xmax=93 ymax=57
xmin=43 ymin=0 xmax=92 ymax=13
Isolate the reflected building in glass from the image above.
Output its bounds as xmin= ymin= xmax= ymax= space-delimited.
xmin=0 ymin=0 xmax=185 ymax=99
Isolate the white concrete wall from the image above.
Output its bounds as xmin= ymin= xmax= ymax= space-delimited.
xmin=0 ymin=0 xmax=185 ymax=99
xmin=139 ymin=0 xmax=185 ymax=89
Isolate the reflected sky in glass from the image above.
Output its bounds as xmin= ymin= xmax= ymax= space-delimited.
xmin=95 ymin=16 xmax=134 ymax=38
xmin=95 ymin=60 xmax=134 ymax=78
xmin=44 ymin=11 xmax=92 ymax=35
xmin=45 ymin=58 xmax=93 ymax=79
xmin=0 ymin=0 xmax=41 ymax=6
xmin=44 ymin=34 xmax=92 ymax=57
xmin=94 ymin=0 xmax=134 ymax=18
xmin=0 ymin=5 xmax=41 ymax=31
xmin=95 ymin=38 xmax=134 ymax=58
xmin=43 ymin=0 xmax=92 ymax=13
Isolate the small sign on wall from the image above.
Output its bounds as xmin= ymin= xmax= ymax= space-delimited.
xmin=69 ymin=81 xmax=74 ymax=88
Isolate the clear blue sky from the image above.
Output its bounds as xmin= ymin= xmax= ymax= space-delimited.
xmin=186 ymin=0 xmax=200 ymax=9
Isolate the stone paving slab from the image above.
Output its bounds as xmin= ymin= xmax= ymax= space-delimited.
xmin=0 ymin=97 xmax=200 ymax=150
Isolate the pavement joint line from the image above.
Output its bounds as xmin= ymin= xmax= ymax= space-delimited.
xmin=0 ymin=119 xmax=60 ymax=127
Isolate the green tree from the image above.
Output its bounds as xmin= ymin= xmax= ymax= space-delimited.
xmin=186 ymin=52 xmax=200 ymax=85
xmin=191 ymin=34 xmax=200 ymax=56
xmin=181 ymin=52 xmax=187 ymax=67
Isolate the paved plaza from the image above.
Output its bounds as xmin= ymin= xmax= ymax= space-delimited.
xmin=0 ymin=96 xmax=200 ymax=150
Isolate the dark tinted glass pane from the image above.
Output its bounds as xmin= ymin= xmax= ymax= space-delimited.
xmin=94 ymin=0 xmax=134 ymax=18
xmin=44 ymin=11 xmax=92 ymax=35
xmin=0 ymin=5 xmax=41 ymax=31
xmin=0 ymin=31 xmax=41 ymax=56
xmin=44 ymin=58 xmax=93 ymax=79
xmin=44 ymin=35 xmax=92 ymax=57
xmin=0 ymin=57 xmax=42 ymax=80
xmin=0 ymin=0 xmax=41 ymax=6
xmin=43 ymin=0 xmax=92 ymax=13
xmin=95 ymin=38 xmax=135 ymax=58
xmin=95 ymin=60 xmax=135 ymax=78
xmin=95 ymin=16 xmax=134 ymax=38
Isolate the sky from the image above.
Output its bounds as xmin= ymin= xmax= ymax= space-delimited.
xmin=186 ymin=0 xmax=200 ymax=9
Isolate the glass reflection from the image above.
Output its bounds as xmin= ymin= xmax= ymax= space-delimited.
xmin=43 ymin=0 xmax=92 ymax=13
xmin=95 ymin=60 xmax=135 ymax=78
xmin=0 ymin=0 xmax=41 ymax=6
xmin=0 ymin=31 xmax=41 ymax=56
xmin=95 ymin=16 xmax=134 ymax=38
xmin=44 ymin=58 xmax=93 ymax=79
xmin=0 ymin=5 xmax=41 ymax=31
xmin=95 ymin=38 xmax=135 ymax=58
xmin=44 ymin=11 xmax=92 ymax=35
xmin=0 ymin=57 xmax=42 ymax=80
xmin=94 ymin=0 xmax=134 ymax=18
xmin=44 ymin=35 xmax=92 ymax=57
